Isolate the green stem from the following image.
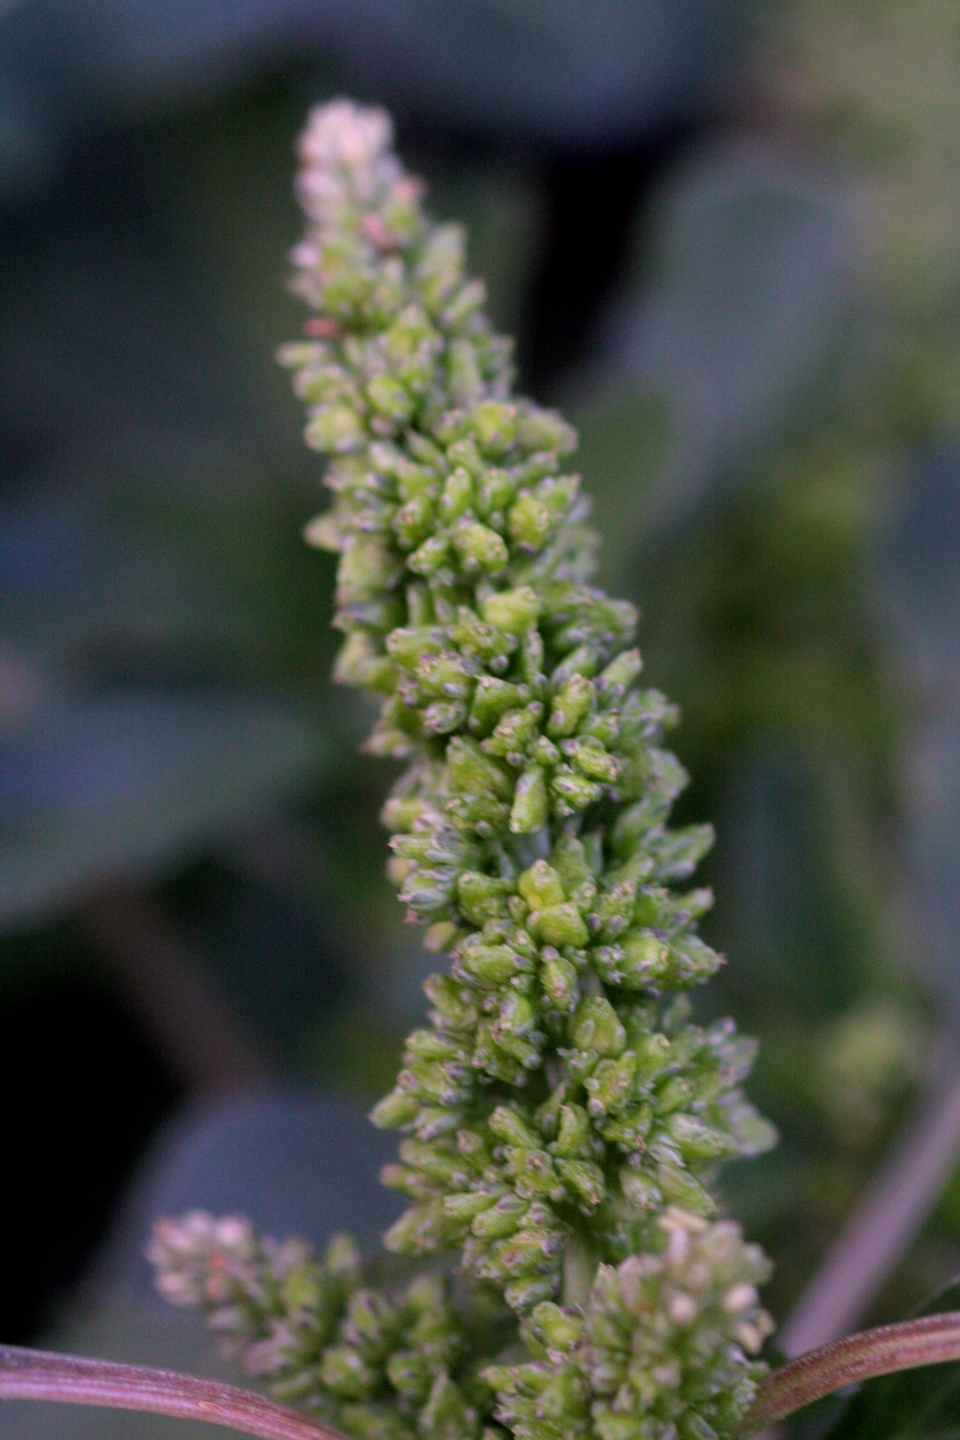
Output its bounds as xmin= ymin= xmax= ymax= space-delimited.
xmin=739 ymin=1310 xmax=960 ymax=1433
xmin=562 ymin=1230 xmax=600 ymax=1308
xmin=0 ymin=1345 xmax=340 ymax=1440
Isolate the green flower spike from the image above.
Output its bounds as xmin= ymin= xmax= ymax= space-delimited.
xmin=150 ymin=98 xmax=777 ymax=1440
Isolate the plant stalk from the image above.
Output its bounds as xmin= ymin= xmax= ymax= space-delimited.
xmin=0 ymin=1345 xmax=341 ymax=1440
xmin=739 ymin=1310 xmax=960 ymax=1433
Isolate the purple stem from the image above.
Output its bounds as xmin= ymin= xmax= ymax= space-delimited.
xmin=0 ymin=1345 xmax=341 ymax=1440
xmin=740 ymin=1309 xmax=960 ymax=1433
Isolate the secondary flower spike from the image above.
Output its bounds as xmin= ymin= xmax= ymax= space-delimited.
xmin=150 ymin=99 xmax=777 ymax=1440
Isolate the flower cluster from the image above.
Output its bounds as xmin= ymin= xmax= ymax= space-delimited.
xmin=487 ymin=1209 xmax=772 ymax=1440
xmin=150 ymin=98 xmax=775 ymax=1440
xmin=148 ymin=1212 xmax=492 ymax=1440
xmin=377 ymin=993 xmax=770 ymax=1315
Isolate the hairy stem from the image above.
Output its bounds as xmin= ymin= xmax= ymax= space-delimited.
xmin=0 ymin=1345 xmax=341 ymax=1440
xmin=739 ymin=1310 xmax=960 ymax=1433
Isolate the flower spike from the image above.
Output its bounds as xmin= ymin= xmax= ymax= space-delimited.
xmin=151 ymin=99 xmax=777 ymax=1440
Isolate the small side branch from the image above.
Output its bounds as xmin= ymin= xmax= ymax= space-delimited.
xmin=0 ymin=1345 xmax=340 ymax=1440
xmin=740 ymin=1310 xmax=960 ymax=1433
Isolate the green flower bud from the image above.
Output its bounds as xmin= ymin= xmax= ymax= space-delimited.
xmin=470 ymin=677 xmax=530 ymax=728
xmin=386 ymin=626 xmax=443 ymax=669
xmin=370 ymin=1091 xmax=421 ymax=1128
xmin=651 ymin=823 xmax=715 ymax=881
xmin=446 ymin=336 xmax=484 ymax=405
xmin=453 ymin=522 xmax=509 ymax=573
xmin=502 ymin=1277 xmax=559 ymax=1314
xmin=481 ymin=586 xmax=541 ymax=637
xmin=386 ymin=1349 xmax=431 ymax=1401
xmin=383 ymin=1199 xmax=450 ymax=1253
xmin=515 ymin=407 xmax=577 ymax=456
xmin=442 ymin=278 xmax=486 ymax=330
xmin=442 ymin=436 xmax=480 ymax=472
xmin=340 ymin=1403 xmax=412 ymax=1440
xmin=303 ymin=509 xmax=344 ymax=552
xmin=666 ymin=1112 xmax=733 ymax=1162
xmin=422 ymin=974 xmax=478 ymax=1030
xmin=488 ymin=1105 xmax=539 ymax=1148
xmin=319 ymin=1345 xmax=378 ymax=1400
xmin=585 ymin=1053 xmax=637 ymax=1116
xmin=419 ymin=1373 xmax=475 ymax=1440
xmin=633 ymin=1031 xmax=672 ymax=1078
xmin=485 ymin=706 xmax=541 ymax=760
xmin=334 ymin=631 xmax=396 ymax=690
xmin=563 ymin=736 xmax=620 ymax=783
xmin=417 ymin=223 xmax=467 ymax=310
xmin=457 ymin=871 xmax=512 ymax=925
xmin=620 ymin=1168 xmax=661 ymax=1210
xmin=477 ymin=467 xmax=517 ymax=517
xmin=550 ymin=769 xmax=604 ymax=814
xmin=537 ymin=1367 xmax=590 ymax=1423
xmin=530 ymin=734 xmax=560 ymax=766
xmin=496 ymin=1225 xmax=562 ymax=1275
xmin=384 ymin=302 xmax=438 ymax=354
xmin=655 ymin=1163 xmax=714 ymax=1215
xmin=305 ymin=403 xmax=367 ymax=453
xmin=367 ymin=374 xmax=416 ymax=423
xmin=598 ymin=647 xmax=643 ymax=692
xmin=393 ymin=494 xmax=436 ymax=548
xmin=508 ymin=494 xmax=553 ymax=551
xmin=423 ymin=699 xmax=468 ymax=733
xmin=472 ymin=1023 xmax=527 ymax=1084
xmin=550 ymin=644 xmax=598 ymax=688
xmin=451 ymin=607 xmax=516 ymax=665
xmin=472 ymin=1194 xmax=528 ymax=1239
xmin=547 ymin=673 xmax=594 ymax=737
xmin=518 ymin=860 xmax=566 ymax=910
xmin=529 ymin=902 xmax=588 ymax=948
xmin=446 ymin=737 xmax=513 ymax=798
xmin=439 ymin=466 xmax=475 ymax=521
xmin=470 ymin=401 xmax=518 ymax=457
xmin=572 ymin=997 xmax=626 ymax=1057
xmin=589 ymin=880 xmax=636 ymax=941
xmin=617 ymin=929 xmax=671 ymax=988
xmin=540 ymin=948 xmax=578 ymax=1010
xmin=458 ymin=942 xmax=527 ymax=986
xmin=409 ymin=533 xmax=453 ymax=576
xmin=338 ymin=539 xmax=403 ymax=604
xmin=415 ymin=650 xmax=475 ymax=699
xmin=509 ymin=766 xmax=549 ymax=834
xmin=444 ymin=1188 xmax=503 ymax=1224
xmin=520 ymin=627 xmax=546 ymax=686
xmin=665 ymin=933 xmax=722 ymax=986
xmin=553 ymin=1103 xmax=591 ymax=1158
xmin=650 ymin=1070 xmax=692 ymax=1117
xmin=526 ymin=1301 xmax=583 ymax=1356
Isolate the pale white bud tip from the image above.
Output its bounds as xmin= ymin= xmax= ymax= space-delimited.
xmin=213 ymin=1215 xmax=253 ymax=1249
xmin=722 ymin=1283 xmax=758 ymax=1314
xmin=667 ymin=1292 xmax=699 ymax=1325
xmin=298 ymin=99 xmax=393 ymax=171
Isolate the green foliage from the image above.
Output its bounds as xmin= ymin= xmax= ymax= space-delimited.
xmin=149 ymin=99 xmax=776 ymax=1440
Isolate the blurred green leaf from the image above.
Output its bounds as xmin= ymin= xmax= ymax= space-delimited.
xmin=0 ymin=693 xmax=323 ymax=928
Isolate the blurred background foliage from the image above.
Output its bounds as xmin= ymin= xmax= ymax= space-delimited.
xmin=4 ymin=0 xmax=960 ymax=1380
